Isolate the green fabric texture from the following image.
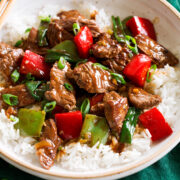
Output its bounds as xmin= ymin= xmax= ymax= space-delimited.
xmin=0 ymin=0 xmax=180 ymax=180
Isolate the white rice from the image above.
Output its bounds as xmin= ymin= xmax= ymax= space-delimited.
xmin=0 ymin=110 xmax=37 ymax=163
xmin=0 ymin=2 xmax=112 ymax=45
xmin=58 ymin=131 xmax=151 ymax=170
xmin=145 ymin=65 xmax=180 ymax=126
xmin=0 ymin=4 xmax=179 ymax=171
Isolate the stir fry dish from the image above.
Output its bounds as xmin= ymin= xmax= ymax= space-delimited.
xmin=0 ymin=10 xmax=178 ymax=169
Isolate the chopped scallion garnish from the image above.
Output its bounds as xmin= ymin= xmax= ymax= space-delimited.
xmin=58 ymin=146 xmax=63 ymax=151
xmin=73 ymin=23 xmax=80 ymax=35
xmin=43 ymin=101 xmax=56 ymax=112
xmin=58 ymin=56 xmax=66 ymax=70
xmin=2 ymin=94 xmax=19 ymax=106
xmin=26 ymin=73 xmax=35 ymax=81
xmin=14 ymin=40 xmax=22 ymax=47
xmin=21 ymin=73 xmax=35 ymax=83
xmin=38 ymin=27 xmax=48 ymax=47
xmin=112 ymin=16 xmax=125 ymax=43
xmin=25 ymin=28 xmax=32 ymax=33
xmin=92 ymin=63 xmax=126 ymax=85
xmin=122 ymin=16 xmax=133 ymax=35
xmin=110 ymin=73 xmax=126 ymax=85
xmin=112 ymin=16 xmax=139 ymax=54
xmin=39 ymin=15 xmax=51 ymax=23
xmin=38 ymin=15 xmax=51 ymax=47
xmin=11 ymin=69 xmax=20 ymax=83
xmin=64 ymin=83 xmax=73 ymax=92
xmin=146 ymin=64 xmax=157 ymax=83
xmin=80 ymin=98 xmax=90 ymax=117
xmin=125 ymin=35 xmax=138 ymax=54
xmin=10 ymin=115 xmax=19 ymax=123
xmin=92 ymin=63 xmax=110 ymax=71
xmin=76 ymin=59 xmax=88 ymax=66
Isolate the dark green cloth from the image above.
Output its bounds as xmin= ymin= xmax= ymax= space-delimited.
xmin=0 ymin=0 xmax=180 ymax=180
xmin=168 ymin=0 xmax=180 ymax=11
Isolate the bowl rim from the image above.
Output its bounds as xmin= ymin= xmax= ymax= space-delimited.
xmin=0 ymin=0 xmax=180 ymax=179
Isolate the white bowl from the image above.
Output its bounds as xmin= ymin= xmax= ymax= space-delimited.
xmin=0 ymin=0 xmax=180 ymax=179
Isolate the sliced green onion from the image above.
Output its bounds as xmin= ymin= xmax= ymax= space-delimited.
xmin=38 ymin=16 xmax=51 ymax=47
xmin=22 ymin=73 xmax=35 ymax=83
xmin=146 ymin=64 xmax=157 ymax=83
xmin=112 ymin=16 xmax=125 ymax=43
xmin=10 ymin=115 xmax=19 ymax=123
xmin=89 ymin=49 xmax=93 ymax=55
xmin=125 ymin=35 xmax=138 ymax=54
xmin=25 ymin=81 xmax=42 ymax=101
xmin=122 ymin=16 xmax=133 ymax=35
xmin=26 ymin=73 xmax=35 ymax=81
xmin=58 ymin=146 xmax=63 ymax=151
xmin=11 ymin=70 xmax=20 ymax=83
xmin=43 ymin=101 xmax=56 ymax=112
xmin=112 ymin=16 xmax=138 ymax=54
xmin=128 ymin=52 xmax=134 ymax=58
xmin=25 ymin=28 xmax=31 ymax=33
xmin=14 ymin=40 xmax=22 ymax=47
xmin=73 ymin=23 xmax=80 ymax=35
xmin=110 ymin=73 xmax=126 ymax=85
xmin=58 ymin=56 xmax=66 ymax=69
xmin=39 ymin=15 xmax=51 ymax=23
xmin=92 ymin=63 xmax=110 ymax=71
xmin=80 ymin=98 xmax=90 ymax=117
xmin=76 ymin=59 xmax=88 ymax=66
xmin=116 ymin=16 xmax=125 ymax=36
xmin=2 ymin=94 xmax=19 ymax=106
xmin=64 ymin=83 xmax=73 ymax=92
xmin=38 ymin=26 xmax=48 ymax=47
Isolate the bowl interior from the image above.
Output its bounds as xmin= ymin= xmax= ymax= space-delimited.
xmin=0 ymin=0 xmax=180 ymax=179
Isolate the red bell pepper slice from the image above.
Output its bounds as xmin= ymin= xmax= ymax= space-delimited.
xmin=126 ymin=16 xmax=157 ymax=40
xmin=55 ymin=111 xmax=83 ymax=140
xmin=90 ymin=93 xmax=104 ymax=107
xmin=139 ymin=107 xmax=173 ymax=141
xmin=20 ymin=50 xmax=51 ymax=79
xmin=74 ymin=26 xmax=93 ymax=59
xmin=123 ymin=54 xmax=151 ymax=87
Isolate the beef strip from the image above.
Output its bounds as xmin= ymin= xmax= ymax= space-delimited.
xmin=58 ymin=9 xmax=84 ymax=20
xmin=128 ymin=86 xmax=162 ymax=109
xmin=56 ymin=10 xmax=101 ymax=38
xmin=90 ymin=102 xmax=105 ymax=116
xmin=135 ymin=34 xmax=179 ymax=67
xmin=0 ymin=84 xmax=35 ymax=108
xmin=45 ymin=62 xmax=76 ymax=111
xmin=0 ymin=42 xmax=24 ymax=81
xmin=104 ymin=91 xmax=129 ymax=136
xmin=102 ymin=46 xmax=132 ymax=73
xmin=36 ymin=119 xmax=61 ymax=169
xmin=22 ymin=27 xmax=48 ymax=55
xmin=92 ymin=33 xmax=122 ymax=59
xmin=91 ymin=33 xmax=132 ymax=73
xmin=47 ymin=22 xmax=74 ymax=47
xmin=69 ymin=61 xmax=118 ymax=93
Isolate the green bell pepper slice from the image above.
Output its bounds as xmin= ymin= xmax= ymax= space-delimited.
xmin=120 ymin=107 xmax=141 ymax=144
xmin=80 ymin=114 xmax=109 ymax=147
xmin=45 ymin=40 xmax=82 ymax=63
xmin=16 ymin=108 xmax=46 ymax=137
